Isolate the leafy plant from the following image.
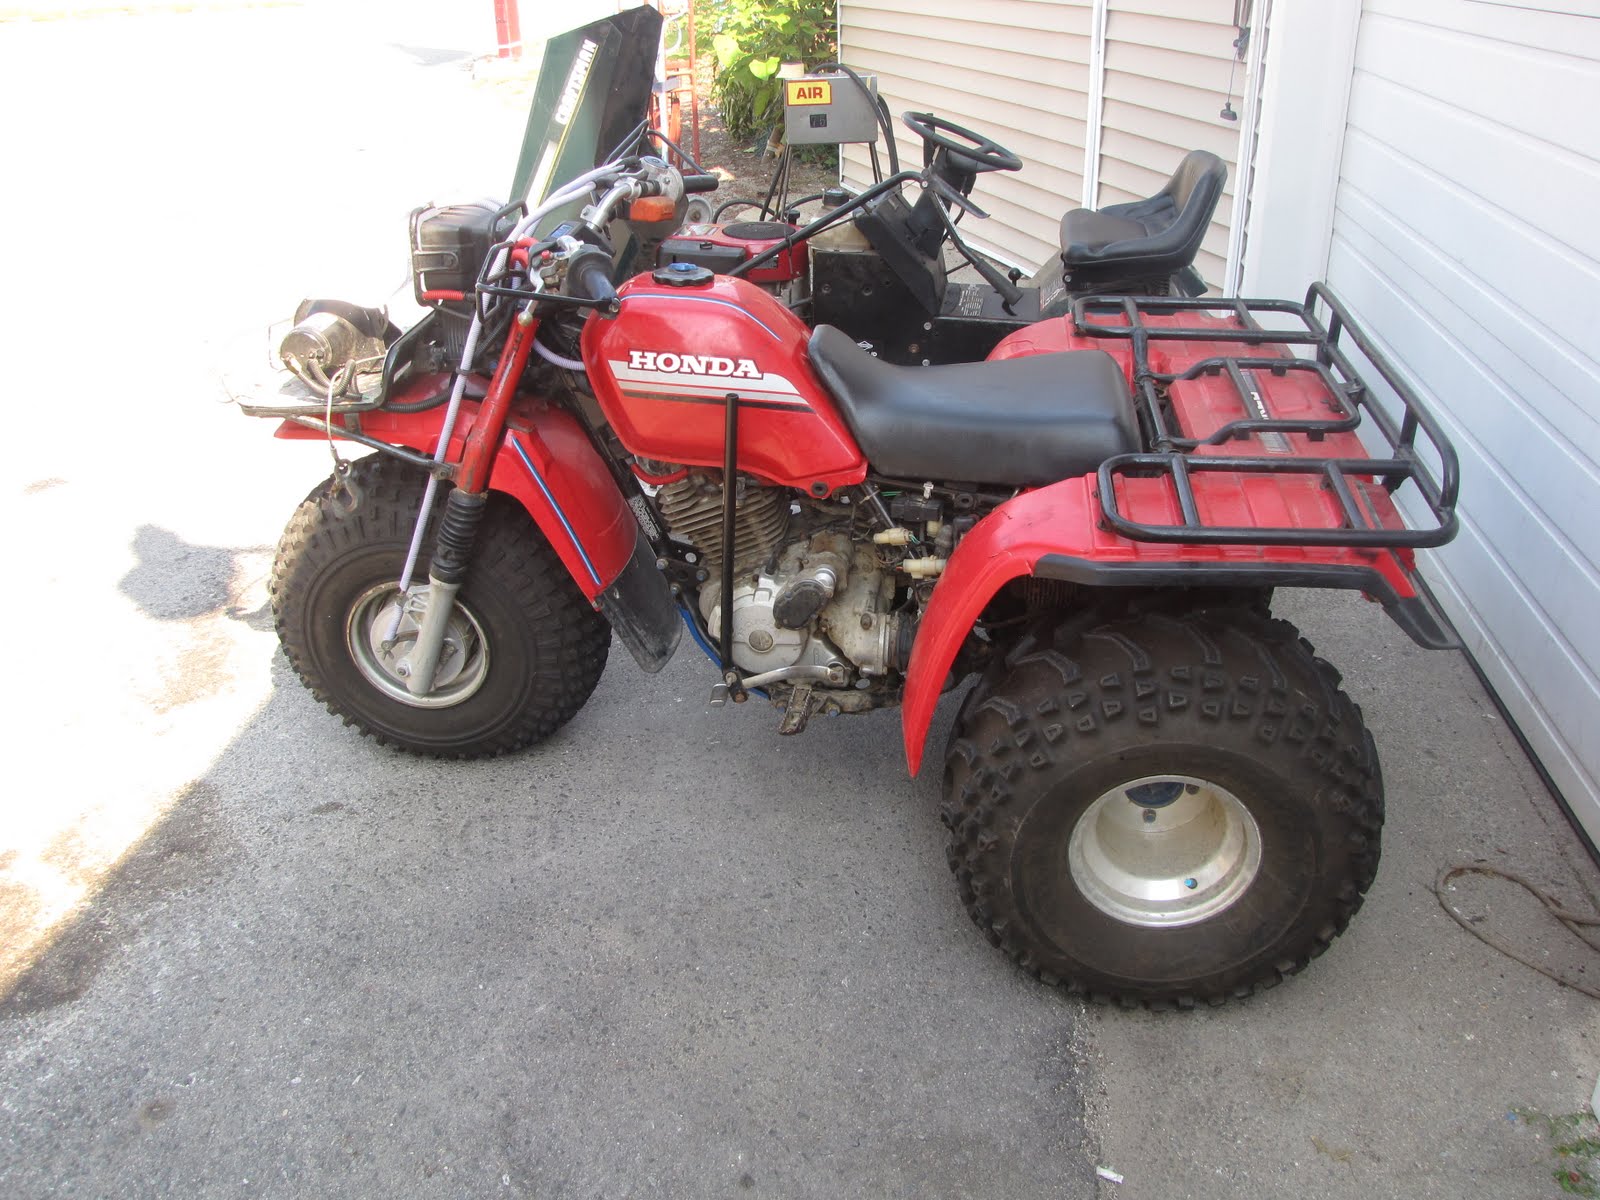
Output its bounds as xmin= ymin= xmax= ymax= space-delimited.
xmin=700 ymin=0 xmax=837 ymax=142
xmin=1512 ymin=1108 xmax=1600 ymax=1196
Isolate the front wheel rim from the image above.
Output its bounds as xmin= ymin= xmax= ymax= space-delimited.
xmin=1067 ymin=774 xmax=1263 ymax=928
xmin=346 ymin=583 xmax=490 ymax=709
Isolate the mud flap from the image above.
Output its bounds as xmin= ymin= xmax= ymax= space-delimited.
xmin=594 ymin=529 xmax=682 ymax=673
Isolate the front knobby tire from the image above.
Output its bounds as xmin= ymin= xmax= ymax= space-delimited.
xmin=270 ymin=455 xmax=610 ymax=758
xmin=942 ymin=609 xmax=1383 ymax=1009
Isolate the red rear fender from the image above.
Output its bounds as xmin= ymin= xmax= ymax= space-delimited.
xmin=900 ymin=476 xmax=1428 ymax=776
xmin=900 ymin=482 xmax=1090 ymax=778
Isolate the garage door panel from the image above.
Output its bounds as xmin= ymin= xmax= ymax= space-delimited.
xmin=1329 ymin=0 xmax=1600 ymax=829
xmin=1367 ymin=0 xmax=1600 ymax=55
xmin=1345 ymin=76 xmax=1600 ymax=267
xmin=1355 ymin=10 xmax=1600 ymax=161
xmin=1419 ymin=516 xmax=1600 ymax=828
xmin=1329 ymin=239 xmax=1600 ymax=675
xmin=1329 ymin=217 xmax=1600 ymax=622
xmin=1331 ymin=189 xmax=1600 ymax=495
xmin=1337 ymin=133 xmax=1600 ymax=393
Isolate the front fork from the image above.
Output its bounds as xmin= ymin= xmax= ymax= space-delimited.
xmin=398 ymin=305 xmax=541 ymax=695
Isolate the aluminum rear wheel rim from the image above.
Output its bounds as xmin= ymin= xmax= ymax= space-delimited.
xmin=1067 ymin=774 xmax=1262 ymax=929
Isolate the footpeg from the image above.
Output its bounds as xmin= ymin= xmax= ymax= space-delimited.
xmin=778 ymin=684 xmax=815 ymax=736
xmin=709 ymin=682 xmax=730 ymax=707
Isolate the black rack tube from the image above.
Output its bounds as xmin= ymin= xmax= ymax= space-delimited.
xmin=1170 ymin=457 xmax=1201 ymax=528
xmin=1323 ymin=463 xmax=1372 ymax=531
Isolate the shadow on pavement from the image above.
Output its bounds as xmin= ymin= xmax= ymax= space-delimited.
xmin=119 ymin=524 xmax=273 ymax=626
xmin=0 ymin=598 xmax=1097 ymax=1197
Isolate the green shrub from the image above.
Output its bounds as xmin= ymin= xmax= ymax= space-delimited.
xmin=699 ymin=0 xmax=837 ymax=142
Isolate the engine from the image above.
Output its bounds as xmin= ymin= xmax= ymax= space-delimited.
xmin=652 ymin=472 xmax=913 ymax=687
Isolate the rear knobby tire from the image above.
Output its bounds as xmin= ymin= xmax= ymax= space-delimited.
xmin=270 ymin=454 xmax=610 ymax=758
xmin=942 ymin=608 xmax=1383 ymax=1009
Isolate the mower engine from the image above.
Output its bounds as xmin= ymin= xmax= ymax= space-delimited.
xmin=657 ymin=221 xmax=809 ymax=310
xmin=277 ymin=299 xmax=392 ymax=395
xmin=276 ymin=201 xmax=512 ymax=397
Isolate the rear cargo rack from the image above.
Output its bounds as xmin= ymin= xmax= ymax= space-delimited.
xmin=1072 ymin=283 xmax=1459 ymax=548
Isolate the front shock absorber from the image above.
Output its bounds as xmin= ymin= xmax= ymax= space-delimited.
xmin=402 ymin=303 xmax=540 ymax=695
xmin=403 ymin=489 xmax=487 ymax=696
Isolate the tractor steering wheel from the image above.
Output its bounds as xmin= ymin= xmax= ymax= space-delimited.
xmin=901 ymin=112 xmax=1022 ymax=174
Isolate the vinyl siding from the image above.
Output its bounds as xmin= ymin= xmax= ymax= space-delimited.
xmin=1095 ymin=0 xmax=1241 ymax=288
xmin=837 ymin=0 xmax=1243 ymax=284
xmin=1327 ymin=0 xmax=1600 ymax=828
xmin=839 ymin=0 xmax=1095 ymax=270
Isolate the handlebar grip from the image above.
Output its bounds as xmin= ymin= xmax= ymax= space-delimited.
xmin=566 ymin=249 xmax=618 ymax=307
xmin=681 ymin=174 xmax=720 ymax=194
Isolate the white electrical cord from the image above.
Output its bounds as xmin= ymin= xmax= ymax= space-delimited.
xmin=532 ymin=339 xmax=586 ymax=372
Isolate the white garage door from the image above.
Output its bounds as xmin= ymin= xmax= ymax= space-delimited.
xmin=1325 ymin=0 xmax=1600 ymax=830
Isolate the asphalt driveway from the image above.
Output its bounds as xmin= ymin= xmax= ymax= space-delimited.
xmin=3 ymin=5 xmax=1597 ymax=1198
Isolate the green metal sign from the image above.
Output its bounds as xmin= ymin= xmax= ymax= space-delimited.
xmin=509 ymin=5 xmax=663 ymax=220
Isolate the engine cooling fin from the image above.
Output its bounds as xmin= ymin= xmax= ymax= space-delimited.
xmin=657 ymin=473 xmax=787 ymax=574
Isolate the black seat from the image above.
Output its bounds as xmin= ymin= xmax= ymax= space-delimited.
xmin=1058 ymin=150 xmax=1227 ymax=290
xmin=806 ymin=325 xmax=1139 ymax=488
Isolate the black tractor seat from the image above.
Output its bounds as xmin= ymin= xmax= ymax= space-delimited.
xmin=1058 ymin=149 xmax=1227 ymax=291
xmin=806 ymin=325 xmax=1139 ymax=488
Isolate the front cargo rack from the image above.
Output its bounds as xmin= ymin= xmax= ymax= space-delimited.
xmin=236 ymin=308 xmax=450 ymax=421
xmin=1071 ymin=283 xmax=1459 ymax=548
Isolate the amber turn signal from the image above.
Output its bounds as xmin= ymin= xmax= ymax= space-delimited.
xmin=628 ymin=196 xmax=678 ymax=222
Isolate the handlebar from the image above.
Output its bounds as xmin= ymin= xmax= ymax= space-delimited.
xmin=485 ymin=158 xmax=715 ymax=314
xmin=580 ymin=162 xmax=717 ymax=234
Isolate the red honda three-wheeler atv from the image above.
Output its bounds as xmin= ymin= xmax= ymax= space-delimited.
xmin=241 ymin=9 xmax=1460 ymax=1007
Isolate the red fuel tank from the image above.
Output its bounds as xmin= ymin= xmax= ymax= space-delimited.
xmin=581 ymin=273 xmax=867 ymax=493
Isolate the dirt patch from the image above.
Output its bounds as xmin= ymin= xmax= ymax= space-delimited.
xmin=680 ymin=98 xmax=838 ymax=220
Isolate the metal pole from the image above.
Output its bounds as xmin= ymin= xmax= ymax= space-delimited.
xmin=688 ymin=0 xmax=700 ymax=162
xmin=493 ymin=0 xmax=520 ymax=59
xmin=505 ymin=0 xmax=522 ymax=60
xmin=719 ymin=390 xmax=738 ymax=679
